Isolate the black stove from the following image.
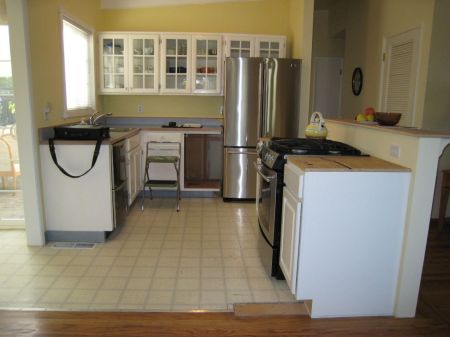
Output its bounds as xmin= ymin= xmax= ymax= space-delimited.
xmin=255 ymin=137 xmax=363 ymax=279
xmin=258 ymin=137 xmax=362 ymax=170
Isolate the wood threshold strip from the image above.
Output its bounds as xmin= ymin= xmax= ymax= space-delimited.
xmin=234 ymin=302 xmax=309 ymax=317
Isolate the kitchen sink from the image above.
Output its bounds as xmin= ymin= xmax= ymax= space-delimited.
xmin=109 ymin=127 xmax=135 ymax=132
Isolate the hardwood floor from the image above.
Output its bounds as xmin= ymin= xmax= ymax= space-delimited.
xmin=0 ymin=222 xmax=449 ymax=337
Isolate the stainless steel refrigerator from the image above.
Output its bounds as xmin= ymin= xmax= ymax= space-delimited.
xmin=223 ymin=57 xmax=301 ymax=199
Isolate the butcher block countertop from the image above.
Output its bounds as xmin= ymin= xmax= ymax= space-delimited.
xmin=287 ymin=155 xmax=411 ymax=172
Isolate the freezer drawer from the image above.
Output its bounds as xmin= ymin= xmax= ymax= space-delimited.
xmin=223 ymin=148 xmax=257 ymax=199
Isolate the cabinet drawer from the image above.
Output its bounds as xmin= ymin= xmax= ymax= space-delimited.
xmin=141 ymin=131 xmax=183 ymax=144
xmin=284 ymin=162 xmax=304 ymax=199
xmin=126 ymin=133 xmax=141 ymax=151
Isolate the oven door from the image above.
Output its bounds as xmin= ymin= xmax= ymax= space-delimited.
xmin=255 ymin=162 xmax=278 ymax=245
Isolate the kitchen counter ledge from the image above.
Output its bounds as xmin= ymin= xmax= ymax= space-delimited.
xmin=327 ymin=118 xmax=450 ymax=138
xmin=39 ymin=128 xmax=140 ymax=145
xmin=288 ymin=155 xmax=410 ymax=172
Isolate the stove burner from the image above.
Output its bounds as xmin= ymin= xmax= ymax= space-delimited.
xmin=269 ymin=137 xmax=362 ymax=156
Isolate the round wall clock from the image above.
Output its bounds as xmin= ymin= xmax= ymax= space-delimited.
xmin=352 ymin=67 xmax=363 ymax=96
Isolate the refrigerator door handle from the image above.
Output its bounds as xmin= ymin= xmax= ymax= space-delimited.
xmin=258 ymin=61 xmax=265 ymax=138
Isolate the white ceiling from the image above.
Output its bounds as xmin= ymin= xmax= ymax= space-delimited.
xmin=101 ymin=0 xmax=257 ymax=9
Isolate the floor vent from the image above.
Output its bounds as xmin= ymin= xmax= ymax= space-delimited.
xmin=52 ymin=242 xmax=96 ymax=249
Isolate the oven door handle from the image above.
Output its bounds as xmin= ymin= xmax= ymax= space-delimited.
xmin=227 ymin=150 xmax=256 ymax=155
xmin=254 ymin=163 xmax=276 ymax=183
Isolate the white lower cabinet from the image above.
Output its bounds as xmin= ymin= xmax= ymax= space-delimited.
xmin=281 ymin=160 xmax=410 ymax=318
xmin=280 ymin=186 xmax=302 ymax=294
xmin=126 ymin=143 xmax=142 ymax=206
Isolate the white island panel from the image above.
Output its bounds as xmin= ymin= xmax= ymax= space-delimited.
xmin=40 ymin=144 xmax=114 ymax=232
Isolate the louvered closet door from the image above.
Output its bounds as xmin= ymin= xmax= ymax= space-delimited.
xmin=381 ymin=28 xmax=420 ymax=127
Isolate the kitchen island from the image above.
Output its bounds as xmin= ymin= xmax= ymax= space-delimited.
xmin=281 ymin=154 xmax=410 ymax=318
xmin=325 ymin=119 xmax=450 ymax=317
xmin=39 ymin=129 xmax=139 ymax=242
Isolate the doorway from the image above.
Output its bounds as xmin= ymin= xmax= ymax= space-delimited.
xmin=312 ymin=57 xmax=343 ymax=118
xmin=0 ymin=22 xmax=24 ymax=229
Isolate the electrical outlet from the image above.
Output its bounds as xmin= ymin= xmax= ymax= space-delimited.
xmin=43 ymin=102 xmax=51 ymax=121
xmin=137 ymin=104 xmax=144 ymax=113
xmin=390 ymin=144 xmax=400 ymax=158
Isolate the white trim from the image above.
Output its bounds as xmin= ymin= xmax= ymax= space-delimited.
xmin=6 ymin=0 xmax=45 ymax=246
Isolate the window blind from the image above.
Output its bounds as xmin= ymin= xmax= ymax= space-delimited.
xmin=62 ymin=19 xmax=93 ymax=112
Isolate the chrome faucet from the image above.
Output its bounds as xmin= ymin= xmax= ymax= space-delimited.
xmin=89 ymin=112 xmax=112 ymax=125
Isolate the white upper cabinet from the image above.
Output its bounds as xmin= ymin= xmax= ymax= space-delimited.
xmin=99 ymin=32 xmax=287 ymax=95
xmin=192 ymin=35 xmax=222 ymax=95
xmin=160 ymin=35 xmax=191 ymax=94
xmin=129 ymin=34 xmax=159 ymax=93
xmin=100 ymin=34 xmax=128 ymax=93
xmin=224 ymin=34 xmax=286 ymax=58
xmin=99 ymin=33 xmax=159 ymax=94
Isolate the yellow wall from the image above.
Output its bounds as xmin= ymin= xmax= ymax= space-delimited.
xmin=339 ymin=0 xmax=435 ymax=124
xmin=101 ymin=95 xmax=223 ymax=118
xmin=27 ymin=0 xmax=101 ymax=127
xmin=288 ymin=0 xmax=304 ymax=58
xmin=0 ymin=0 xmax=6 ymax=24
xmin=98 ymin=0 xmax=293 ymax=119
xmin=98 ymin=0 xmax=290 ymax=34
xmin=27 ymin=0 xmax=304 ymax=126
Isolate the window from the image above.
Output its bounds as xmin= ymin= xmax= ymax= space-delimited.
xmin=61 ymin=15 xmax=95 ymax=118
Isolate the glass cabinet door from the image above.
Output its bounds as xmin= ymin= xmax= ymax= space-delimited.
xmin=229 ymin=39 xmax=252 ymax=57
xmin=255 ymin=37 xmax=286 ymax=58
xmin=101 ymin=36 xmax=127 ymax=92
xmin=224 ymin=36 xmax=254 ymax=57
xmin=161 ymin=36 xmax=190 ymax=93
xmin=129 ymin=35 xmax=159 ymax=93
xmin=193 ymin=36 xmax=221 ymax=94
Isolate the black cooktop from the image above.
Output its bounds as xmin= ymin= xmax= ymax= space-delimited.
xmin=269 ymin=137 xmax=362 ymax=156
xmin=259 ymin=137 xmax=363 ymax=171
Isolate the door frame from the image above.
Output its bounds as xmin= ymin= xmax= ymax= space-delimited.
xmin=6 ymin=0 xmax=46 ymax=245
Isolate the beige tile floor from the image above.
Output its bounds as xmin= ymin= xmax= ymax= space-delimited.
xmin=0 ymin=197 xmax=295 ymax=312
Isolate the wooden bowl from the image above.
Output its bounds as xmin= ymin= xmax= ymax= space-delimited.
xmin=374 ymin=112 xmax=402 ymax=126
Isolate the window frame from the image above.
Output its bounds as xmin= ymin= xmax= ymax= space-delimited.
xmin=59 ymin=11 xmax=96 ymax=119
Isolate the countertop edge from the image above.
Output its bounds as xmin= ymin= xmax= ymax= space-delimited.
xmin=327 ymin=119 xmax=450 ymax=138
xmin=287 ymin=155 xmax=411 ymax=172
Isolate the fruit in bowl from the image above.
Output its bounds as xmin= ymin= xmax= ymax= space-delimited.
xmin=355 ymin=107 xmax=376 ymax=122
xmin=355 ymin=113 xmax=367 ymax=122
xmin=364 ymin=107 xmax=375 ymax=116
xmin=374 ymin=112 xmax=402 ymax=126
